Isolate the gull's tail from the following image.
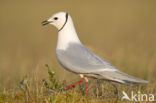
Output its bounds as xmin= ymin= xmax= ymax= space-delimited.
xmin=98 ymin=70 xmax=148 ymax=85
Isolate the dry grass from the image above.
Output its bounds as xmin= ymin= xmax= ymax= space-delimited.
xmin=0 ymin=0 xmax=156 ymax=102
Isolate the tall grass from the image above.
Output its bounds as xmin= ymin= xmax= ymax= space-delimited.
xmin=0 ymin=65 xmax=155 ymax=103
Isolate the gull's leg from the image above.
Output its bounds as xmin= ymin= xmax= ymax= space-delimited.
xmin=64 ymin=77 xmax=85 ymax=90
xmin=84 ymin=77 xmax=89 ymax=96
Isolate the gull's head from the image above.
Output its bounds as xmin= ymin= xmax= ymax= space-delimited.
xmin=42 ymin=12 xmax=68 ymax=31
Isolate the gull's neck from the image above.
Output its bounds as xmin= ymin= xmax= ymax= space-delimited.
xmin=56 ymin=16 xmax=81 ymax=50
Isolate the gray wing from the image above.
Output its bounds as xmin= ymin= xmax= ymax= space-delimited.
xmin=98 ymin=70 xmax=148 ymax=85
xmin=56 ymin=43 xmax=148 ymax=85
xmin=56 ymin=43 xmax=116 ymax=73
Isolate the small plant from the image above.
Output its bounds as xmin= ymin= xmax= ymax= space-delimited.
xmin=20 ymin=76 xmax=29 ymax=91
xmin=43 ymin=64 xmax=62 ymax=92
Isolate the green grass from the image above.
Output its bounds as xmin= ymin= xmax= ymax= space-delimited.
xmin=0 ymin=0 xmax=156 ymax=103
xmin=0 ymin=65 xmax=155 ymax=103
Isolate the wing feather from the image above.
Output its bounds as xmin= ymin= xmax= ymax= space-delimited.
xmin=56 ymin=43 xmax=116 ymax=73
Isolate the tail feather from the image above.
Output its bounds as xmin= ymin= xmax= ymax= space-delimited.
xmin=98 ymin=70 xmax=148 ymax=85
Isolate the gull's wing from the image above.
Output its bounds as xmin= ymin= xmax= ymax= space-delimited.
xmin=56 ymin=43 xmax=148 ymax=84
xmin=56 ymin=43 xmax=116 ymax=74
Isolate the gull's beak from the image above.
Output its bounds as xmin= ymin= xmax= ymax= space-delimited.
xmin=42 ymin=20 xmax=51 ymax=26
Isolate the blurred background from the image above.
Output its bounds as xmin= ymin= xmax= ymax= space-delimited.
xmin=0 ymin=0 xmax=156 ymax=88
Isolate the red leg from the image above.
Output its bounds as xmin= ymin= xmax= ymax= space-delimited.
xmin=64 ymin=78 xmax=85 ymax=90
xmin=85 ymin=82 xmax=88 ymax=96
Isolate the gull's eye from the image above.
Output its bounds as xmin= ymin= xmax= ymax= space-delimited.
xmin=54 ymin=17 xmax=58 ymax=20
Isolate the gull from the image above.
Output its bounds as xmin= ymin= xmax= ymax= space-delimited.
xmin=42 ymin=12 xmax=148 ymax=96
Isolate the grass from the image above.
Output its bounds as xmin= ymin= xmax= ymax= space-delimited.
xmin=0 ymin=0 xmax=156 ymax=103
xmin=0 ymin=64 xmax=155 ymax=103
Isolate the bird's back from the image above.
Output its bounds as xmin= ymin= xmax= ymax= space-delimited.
xmin=56 ymin=42 xmax=116 ymax=74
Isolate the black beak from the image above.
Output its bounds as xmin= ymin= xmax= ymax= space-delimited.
xmin=42 ymin=20 xmax=50 ymax=26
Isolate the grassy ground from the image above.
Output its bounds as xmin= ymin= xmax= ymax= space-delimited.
xmin=0 ymin=0 xmax=156 ymax=103
xmin=0 ymin=65 xmax=155 ymax=103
